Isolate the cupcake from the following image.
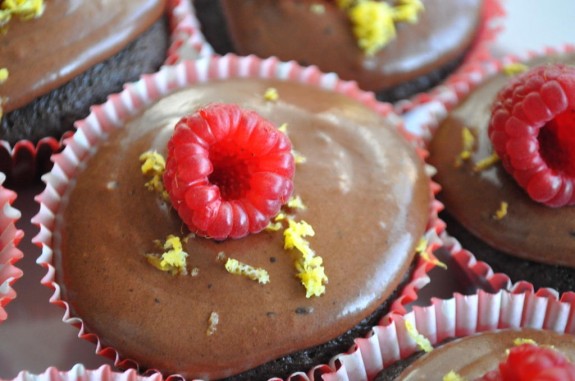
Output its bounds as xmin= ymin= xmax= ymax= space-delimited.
xmin=191 ymin=0 xmax=504 ymax=103
xmin=0 ymin=172 xmax=23 ymax=322
xmin=0 ymin=0 xmax=193 ymax=185
xmin=33 ymin=54 xmax=443 ymax=380
xmin=425 ymin=47 xmax=575 ymax=293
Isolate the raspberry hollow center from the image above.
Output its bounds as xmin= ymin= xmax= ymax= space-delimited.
xmin=538 ymin=109 xmax=575 ymax=177
xmin=208 ymin=142 xmax=252 ymax=201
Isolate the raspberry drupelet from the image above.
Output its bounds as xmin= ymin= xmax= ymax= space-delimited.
xmin=163 ymin=103 xmax=295 ymax=240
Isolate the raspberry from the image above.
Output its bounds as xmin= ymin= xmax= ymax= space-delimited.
xmin=163 ymin=103 xmax=295 ymax=240
xmin=474 ymin=343 xmax=575 ymax=381
xmin=488 ymin=64 xmax=575 ymax=207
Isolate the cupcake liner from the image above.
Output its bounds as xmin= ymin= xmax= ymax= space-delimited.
xmin=0 ymin=172 xmax=24 ymax=323
xmin=184 ymin=0 xmax=504 ymax=112
xmin=33 ymin=54 xmax=445 ymax=381
xmin=11 ymin=364 xmax=162 ymax=381
xmin=402 ymin=44 xmax=575 ymax=295
xmin=0 ymin=0 xmax=196 ymax=186
xmin=313 ymin=288 xmax=575 ymax=381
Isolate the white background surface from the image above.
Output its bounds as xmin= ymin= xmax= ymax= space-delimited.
xmin=2 ymin=0 xmax=575 ymax=379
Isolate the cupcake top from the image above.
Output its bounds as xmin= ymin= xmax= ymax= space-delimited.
xmin=45 ymin=65 xmax=433 ymax=378
xmin=208 ymin=0 xmax=484 ymax=96
xmin=397 ymin=328 xmax=575 ymax=380
xmin=0 ymin=0 xmax=166 ymax=114
xmin=428 ymin=51 xmax=575 ymax=267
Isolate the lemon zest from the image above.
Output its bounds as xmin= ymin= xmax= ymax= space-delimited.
xmin=225 ymin=257 xmax=270 ymax=284
xmin=473 ymin=153 xmax=500 ymax=172
xmin=265 ymin=221 xmax=284 ymax=232
xmin=278 ymin=123 xmax=288 ymax=134
xmin=146 ymin=235 xmax=189 ymax=276
xmin=264 ymin=87 xmax=279 ymax=102
xmin=338 ymin=0 xmax=423 ymax=55
xmin=416 ymin=237 xmax=447 ymax=269
xmin=206 ymin=311 xmax=219 ymax=336
xmin=455 ymin=127 xmax=476 ymax=167
xmin=0 ymin=0 xmax=45 ymax=29
xmin=443 ymin=371 xmax=466 ymax=381
xmin=513 ymin=337 xmax=537 ymax=346
xmin=493 ymin=201 xmax=508 ymax=220
xmin=405 ymin=320 xmax=433 ymax=353
xmin=287 ymin=195 xmax=307 ymax=210
xmin=310 ymin=3 xmax=325 ymax=14
xmin=139 ymin=150 xmax=169 ymax=200
xmin=503 ymin=63 xmax=529 ymax=76
xmin=274 ymin=212 xmax=288 ymax=222
xmin=0 ymin=68 xmax=8 ymax=84
xmin=292 ymin=150 xmax=307 ymax=164
xmin=284 ymin=219 xmax=328 ymax=298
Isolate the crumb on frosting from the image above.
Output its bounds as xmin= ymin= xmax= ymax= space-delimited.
xmin=338 ymin=0 xmax=424 ymax=55
xmin=0 ymin=0 xmax=45 ymax=30
xmin=146 ymin=235 xmax=189 ymax=276
xmin=493 ymin=201 xmax=508 ymax=220
xmin=225 ymin=257 xmax=270 ymax=284
xmin=284 ymin=219 xmax=328 ymax=298
xmin=206 ymin=311 xmax=219 ymax=336
xmin=405 ymin=320 xmax=433 ymax=353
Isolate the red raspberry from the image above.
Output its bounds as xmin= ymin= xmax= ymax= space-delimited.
xmin=474 ymin=343 xmax=575 ymax=381
xmin=488 ymin=64 xmax=575 ymax=207
xmin=163 ymin=103 xmax=295 ymax=240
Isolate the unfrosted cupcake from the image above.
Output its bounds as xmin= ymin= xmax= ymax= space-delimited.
xmin=425 ymin=47 xmax=575 ymax=293
xmin=0 ymin=172 xmax=23 ymax=323
xmin=0 ymin=0 xmax=195 ymax=184
xmin=191 ymin=0 xmax=503 ymax=103
xmin=33 ymin=54 xmax=444 ymax=380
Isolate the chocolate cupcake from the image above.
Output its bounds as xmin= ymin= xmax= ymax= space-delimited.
xmin=0 ymin=0 xmax=195 ymax=184
xmin=0 ymin=172 xmax=23 ymax=322
xmin=425 ymin=47 xmax=575 ymax=293
xmin=191 ymin=0 xmax=503 ymax=103
xmin=33 ymin=55 xmax=444 ymax=380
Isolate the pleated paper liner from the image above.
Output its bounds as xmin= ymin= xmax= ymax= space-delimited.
xmin=0 ymin=0 xmax=197 ymax=186
xmin=0 ymin=172 xmax=24 ymax=323
xmin=33 ymin=54 xmax=445 ymax=380
xmin=10 ymin=364 xmax=162 ymax=381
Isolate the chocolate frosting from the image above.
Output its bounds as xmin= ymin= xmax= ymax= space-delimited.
xmin=397 ymin=329 xmax=575 ymax=379
xmin=219 ymin=0 xmax=483 ymax=93
xmin=0 ymin=0 xmax=166 ymax=113
xmin=55 ymin=78 xmax=430 ymax=378
xmin=429 ymin=53 xmax=575 ymax=268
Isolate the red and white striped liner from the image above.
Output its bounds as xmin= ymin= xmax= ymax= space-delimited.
xmin=32 ymin=54 xmax=445 ymax=381
xmin=403 ymin=44 xmax=575 ymax=296
xmin=184 ymin=0 xmax=505 ymax=114
xmin=0 ymin=172 xmax=23 ymax=323
xmin=11 ymin=364 xmax=162 ymax=381
xmin=1 ymin=0 xmax=196 ymax=185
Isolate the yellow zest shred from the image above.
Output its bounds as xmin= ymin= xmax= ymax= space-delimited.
xmin=493 ymin=201 xmax=508 ymax=220
xmin=455 ymin=127 xmax=476 ymax=167
xmin=278 ymin=123 xmax=288 ymax=134
xmin=284 ymin=219 xmax=328 ymax=298
xmin=264 ymin=87 xmax=279 ymax=102
xmin=139 ymin=150 xmax=169 ymax=200
xmin=0 ymin=68 xmax=8 ymax=84
xmin=265 ymin=221 xmax=284 ymax=232
xmin=503 ymin=63 xmax=529 ymax=76
xmin=416 ymin=237 xmax=447 ymax=269
xmin=473 ymin=153 xmax=500 ymax=172
xmin=310 ymin=3 xmax=325 ymax=14
xmin=513 ymin=337 xmax=537 ymax=346
xmin=338 ymin=0 xmax=423 ymax=55
xmin=0 ymin=0 xmax=45 ymax=29
xmin=443 ymin=371 xmax=466 ymax=381
xmin=225 ymin=257 xmax=270 ymax=284
xmin=206 ymin=311 xmax=219 ymax=336
xmin=292 ymin=150 xmax=307 ymax=164
xmin=287 ymin=195 xmax=307 ymax=210
xmin=146 ymin=235 xmax=189 ymax=276
xmin=405 ymin=320 xmax=433 ymax=353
